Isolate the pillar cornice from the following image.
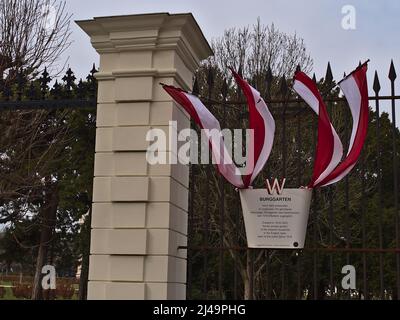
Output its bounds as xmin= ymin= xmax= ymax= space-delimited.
xmin=77 ymin=12 xmax=213 ymax=73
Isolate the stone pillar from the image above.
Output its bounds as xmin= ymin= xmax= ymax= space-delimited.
xmin=77 ymin=13 xmax=212 ymax=300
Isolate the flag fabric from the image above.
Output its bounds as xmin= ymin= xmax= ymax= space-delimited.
xmin=163 ymin=63 xmax=368 ymax=190
xmin=293 ymin=71 xmax=344 ymax=188
xmin=230 ymin=69 xmax=276 ymax=187
xmin=163 ymin=70 xmax=275 ymax=189
xmin=316 ymin=63 xmax=369 ymax=187
xmin=163 ymin=84 xmax=245 ymax=189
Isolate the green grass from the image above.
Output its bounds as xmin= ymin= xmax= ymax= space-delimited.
xmin=0 ymin=282 xmax=19 ymax=300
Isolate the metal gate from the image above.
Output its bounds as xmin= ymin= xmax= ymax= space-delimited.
xmin=184 ymin=61 xmax=400 ymax=300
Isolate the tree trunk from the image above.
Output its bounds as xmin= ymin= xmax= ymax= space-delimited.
xmin=31 ymin=186 xmax=59 ymax=300
xmin=243 ymin=279 xmax=250 ymax=300
xmin=244 ymin=249 xmax=253 ymax=300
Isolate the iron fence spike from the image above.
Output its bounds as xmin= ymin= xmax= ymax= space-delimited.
xmin=389 ymin=60 xmax=397 ymax=81
xmin=325 ymin=62 xmax=333 ymax=84
xmin=373 ymin=71 xmax=381 ymax=93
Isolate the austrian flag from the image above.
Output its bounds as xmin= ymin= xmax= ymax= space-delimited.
xmin=293 ymin=71 xmax=344 ymax=188
xmin=163 ymin=84 xmax=245 ymax=189
xmin=316 ymin=64 xmax=369 ymax=187
xmin=162 ymin=62 xmax=369 ymax=191
xmin=294 ymin=62 xmax=369 ymax=188
xmin=163 ymin=70 xmax=275 ymax=189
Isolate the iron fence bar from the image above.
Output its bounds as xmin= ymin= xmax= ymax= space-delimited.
xmin=389 ymin=61 xmax=400 ymax=300
xmin=313 ymin=190 xmax=318 ymax=300
xmin=187 ymin=123 xmax=196 ymax=300
xmin=265 ymin=250 xmax=271 ymax=299
xmin=178 ymin=246 xmax=400 ymax=253
xmin=296 ymin=100 xmax=303 ymax=300
xmin=361 ymin=150 xmax=368 ymax=299
xmin=197 ymin=95 xmax=400 ymax=107
xmin=280 ymin=85 xmax=289 ymax=300
xmin=218 ymin=96 xmax=227 ymax=300
xmin=0 ymin=99 xmax=97 ymax=110
xmin=373 ymin=71 xmax=385 ymax=299
xmin=329 ymin=187 xmax=334 ymax=298
xmin=234 ymin=194 xmax=240 ymax=300
xmin=326 ymin=95 xmax=335 ymax=299
xmin=344 ymin=106 xmax=351 ymax=300
xmin=187 ymin=74 xmax=198 ymax=301
xmin=202 ymin=159 xmax=210 ymax=299
xmin=201 ymin=70 xmax=214 ymax=299
xmin=280 ymin=253 xmax=286 ymax=299
xmin=296 ymin=252 xmax=302 ymax=300
xmin=233 ymin=76 xmax=245 ymax=301
xmin=312 ymin=105 xmax=318 ymax=300
xmin=249 ymin=249 xmax=254 ymax=300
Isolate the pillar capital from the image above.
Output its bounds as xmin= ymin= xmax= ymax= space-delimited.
xmin=77 ymin=13 xmax=213 ymax=75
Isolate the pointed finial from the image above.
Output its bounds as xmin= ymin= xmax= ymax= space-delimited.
xmin=62 ymin=68 xmax=76 ymax=90
xmin=296 ymin=64 xmax=301 ymax=73
xmin=312 ymin=73 xmax=317 ymax=84
xmin=91 ymin=63 xmax=97 ymax=75
xmin=373 ymin=71 xmax=381 ymax=94
xmin=325 ymin=62 xmax=333 ymax=84
xmin=389 ymin=60 xmax=397 ymax=81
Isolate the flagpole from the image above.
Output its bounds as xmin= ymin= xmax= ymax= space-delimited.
xmin=291 ymin=60 xmax=370 ymax=97
xmin=338 ymin=59 xmax=370 ymax=85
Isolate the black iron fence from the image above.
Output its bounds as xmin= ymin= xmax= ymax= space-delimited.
xmin=0 ymin=66 xmax=97 ymax=111
xmin=1 ymin=61 xmax=399 ymax=300
xmin=185 ymin=61 xmax=400 ymax=300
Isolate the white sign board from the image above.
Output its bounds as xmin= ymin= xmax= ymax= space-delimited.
xmin=239 ymin=189 xmax=312 ymax=249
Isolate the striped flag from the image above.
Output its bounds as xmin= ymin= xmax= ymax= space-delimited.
xmin=293 ymin=71 xmax=344 ymax=188
xmin=230 ymin=69 xmax=276 ymax=188
xmin=163 ymin=84 xmax=245 ymax=189
xmin=316 ymin=63 xmax=369 ymax=187
xmin=163 ymin=70 xmax=275 ymax=189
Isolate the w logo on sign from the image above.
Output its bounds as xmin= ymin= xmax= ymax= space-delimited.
xmin=266 ymin=178 xmax=286 ymax=195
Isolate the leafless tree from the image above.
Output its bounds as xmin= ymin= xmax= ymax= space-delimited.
xmin=210 ymin=18 xmax=313 ymax=80
xmin=0 ymin=0 xmax=72 ymax=80
xmin=0 ymin=1 xmax=72 ymax=299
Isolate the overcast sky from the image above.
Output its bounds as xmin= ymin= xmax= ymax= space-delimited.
xmin=63 ymin=0 xmax=400 ymax=116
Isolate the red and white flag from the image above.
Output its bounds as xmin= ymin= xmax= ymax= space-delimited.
xmin=293 ymin=71 xmax=344 ymax=188
xmin=163 ymin=70 xmax=275 ymax=189
xmin=231 ymin=70 xmax=276 ymax=188
xmin=316 ymin=63 xmax=369 ymax=187
xmin=163 ymin=85 xmax=245 ymax=188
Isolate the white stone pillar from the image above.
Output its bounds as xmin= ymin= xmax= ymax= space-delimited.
xmin=77 ymin=13 xmax=212 ymax=300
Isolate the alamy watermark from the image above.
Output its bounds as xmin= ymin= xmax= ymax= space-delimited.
xmin=341 ymin=5 xmax=356 ymax=30
xmin=341 ymin=265 xmax=356 ymax=290
xmin=41 ymin=265 xmax=56 ymax=290
xmin=146 ymin=121 xmax=255 ymax=175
